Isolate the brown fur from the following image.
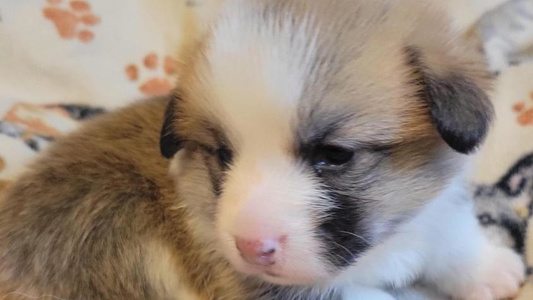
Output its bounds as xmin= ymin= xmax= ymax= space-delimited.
xmin=0 ymin=98 xmax=265 ymax=300
xmin=0 ymin=181 xmax=9 ymax=195
xmin=0 ymin=157 xmax=9 ymax=195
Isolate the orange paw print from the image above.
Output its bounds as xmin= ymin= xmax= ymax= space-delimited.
xmin=43 ymin=0 xmax=100 ymax=43
xmin=126 ymin=53 xmax=178 ymax=97
xmin=513 ymin=91 xmax=533 ymax=126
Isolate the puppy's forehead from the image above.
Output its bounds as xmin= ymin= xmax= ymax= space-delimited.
xmin=185 ymin=0 xmax=434 ymax=148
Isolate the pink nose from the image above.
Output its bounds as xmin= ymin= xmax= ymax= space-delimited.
xmin=235 ymin=237 xmax=281 ymax=266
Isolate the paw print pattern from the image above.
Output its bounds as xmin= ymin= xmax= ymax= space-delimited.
xmin=43 ymin=0 xmax=101 ymax=43
xmin=513 ymin=91 xmax=533 ymax=126
xmin=126 ymin=53 xmax=178 ymax=97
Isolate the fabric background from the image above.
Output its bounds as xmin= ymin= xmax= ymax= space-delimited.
xmin=1 ymin=0 xmax=533 ymax=298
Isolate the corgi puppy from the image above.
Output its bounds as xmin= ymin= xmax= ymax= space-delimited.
xmin=0 ymin=0 xmax=524 ymax=299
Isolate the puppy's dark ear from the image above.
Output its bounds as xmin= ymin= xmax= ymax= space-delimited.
xmin=406 ymin=46 xmax=494 ymax=154
xmin=160 ymin=97 xmax=183 ymax=159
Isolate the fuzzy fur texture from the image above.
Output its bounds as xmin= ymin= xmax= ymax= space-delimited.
xmin=0 ymin=0 xmax=526 ymax=299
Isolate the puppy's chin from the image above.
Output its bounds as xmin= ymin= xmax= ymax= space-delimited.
xmin=224 ymin=247 xmax=332 ymax=286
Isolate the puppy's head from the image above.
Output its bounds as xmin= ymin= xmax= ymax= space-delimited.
xmin=161 ymin=0 xmax=493 ymax=286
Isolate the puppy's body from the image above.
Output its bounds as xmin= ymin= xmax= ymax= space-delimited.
xmin=0 ymin=0 xmax=526 ymax=299
xmin=0 ymin=99 xmax=234 ymax=300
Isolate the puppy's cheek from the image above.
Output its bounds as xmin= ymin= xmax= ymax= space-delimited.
xmin=176 ymin=149 xmax=222 ymax=198
xmin=174 ymin=150 xmax=220 ymax=231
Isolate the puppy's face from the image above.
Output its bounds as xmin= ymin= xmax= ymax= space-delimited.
xmin=161 ymin=0 xmax=493 ymax=286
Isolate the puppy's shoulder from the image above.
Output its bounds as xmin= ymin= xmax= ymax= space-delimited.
xmin=0 ymin=97 xmax=179 ymax=299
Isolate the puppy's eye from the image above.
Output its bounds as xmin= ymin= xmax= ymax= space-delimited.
xmin=216 ymin=146 xmax=233 ymax=168
xmin=314 ymin=145 xmax=354 ymax=167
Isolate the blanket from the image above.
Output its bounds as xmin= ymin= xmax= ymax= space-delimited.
xmin=1 ymin=0 xmax=533 ymax=299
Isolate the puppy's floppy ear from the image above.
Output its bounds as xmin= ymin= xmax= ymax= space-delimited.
xmin=160 ymin=96 xmax=184 ymax=159
xmin=406 ymin=46 xmax=494 ymax=154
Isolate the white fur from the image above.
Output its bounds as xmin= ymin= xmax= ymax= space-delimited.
xmin=335 ymin=176 xmax=525 ymax=300
xmin=204 ymin=2 xmax=333 ymax=285
xmin=200 ymin=0 xmax=318 ymax=145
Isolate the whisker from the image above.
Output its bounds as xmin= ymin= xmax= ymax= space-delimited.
xmin=333 ymin=252 xmax=353 ymax=266
xmin=329 ymin=241 xmax=355 ymax=264
xmin=338 ymin=230 xmax=371 ymax=245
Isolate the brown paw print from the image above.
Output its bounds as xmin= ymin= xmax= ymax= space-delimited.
xmin=126 ymin=53 xmax=178 ymax=97
xmin=43 ymin=0 xmax=101 ymax=43
xmin=513 ymin=92 xmax=533 ymax=126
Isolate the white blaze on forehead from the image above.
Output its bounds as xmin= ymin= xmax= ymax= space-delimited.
xmin=201 ymin=4 xmax=334 ymax=281
xmin=203 ymin=2 xmax=318 ymax=150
